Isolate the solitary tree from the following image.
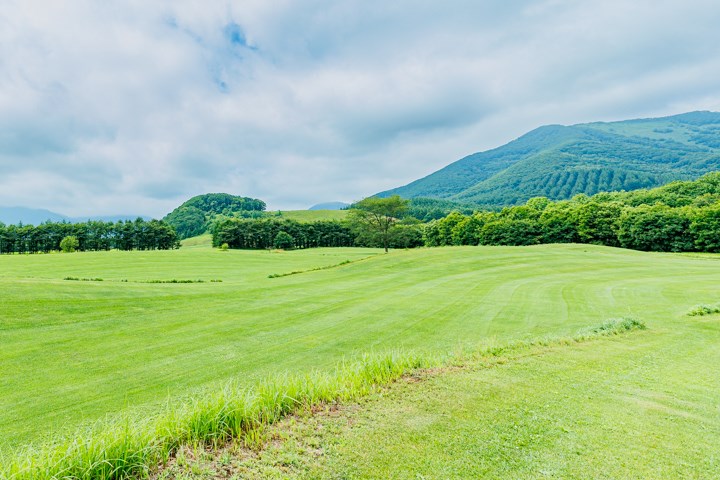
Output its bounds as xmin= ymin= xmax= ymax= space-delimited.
xmin=59 ymin=235 xmax=80 ymax=253
xmin=349 ymin=195 xmax=408 ymax=253
xmin=273 ymin=231 xmax=295 ymax=250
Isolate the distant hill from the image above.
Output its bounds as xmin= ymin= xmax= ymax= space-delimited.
xmin=0 ymin=206 xmax=149 ymax=225
xmin=378 ymin=111 xmax=720 ymax=207
xmin=309 ymin=202 xmax=349 ymax=210
xmin=0 ymin=207 xmax=66 ymax=225
xmin=163 ymin=193 xmax=266 ymax=239
xmin=274 ymin=209 xmax=348 ymax=222
xmin=71 ymin=215 xmax=151 ymax=223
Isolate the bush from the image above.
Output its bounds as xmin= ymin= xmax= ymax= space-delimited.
xmin=273 ymin=231 xmax=295 ymax=250
xmin=687 ymin=304 xmax=720 ymax=316
xmin=59 ymin=235 xmax=79 ymax=253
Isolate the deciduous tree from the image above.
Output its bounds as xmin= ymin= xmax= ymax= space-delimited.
xmin=349 ymin=195 xmax=408 ymax=253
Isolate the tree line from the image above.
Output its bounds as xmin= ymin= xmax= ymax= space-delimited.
xmin=212 ymin=218 xmax=356 ymax=250
xmin=0 ymin=218 xmax=180 ymax=254
xmin=424 ymin=172 xmax=720 ymax=252
xmin=211 ymin=214 xmax=424 ymax=251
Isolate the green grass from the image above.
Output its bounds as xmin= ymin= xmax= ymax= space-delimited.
xmin=2 ymin=351 xmax=430 ymax=480
xmin=180 ymin=234 xmax=213 ymax=248
xmin=2 ymin=244 xmax=720 ymax=473
xmin=1 ymin=319 xmax=645 ymax=479
xmin=312 ymin=315 xmax=720 ymax=478
xmin=146 ymin=317 xmax=718 ymax=479
xmin=274 ymin=210 xmax=348 ymax=222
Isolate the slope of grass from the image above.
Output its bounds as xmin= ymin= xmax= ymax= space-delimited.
xmin=180 ymin=234 xmax=213 ymax=248
xmin=2 ymin=243 xmax=720 ymax=456
xmin=2 ymin=319 xmax=645 ymax=479
xmin=273 ymin=209 xmax=348 ymax=222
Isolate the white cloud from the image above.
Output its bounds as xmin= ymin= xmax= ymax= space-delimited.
xmin=0 ymin=0 xmax=719 ymax=216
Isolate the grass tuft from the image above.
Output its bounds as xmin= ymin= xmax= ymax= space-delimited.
xmin=450 ymin=317 xmax=647 ymax=367
xmin=577 ymin=316 xmax=646 ymax=336
xmin=687 ymin=304 xmax=720 ymax=316
xmin=268 ymin=259 xmax=355 ymax=278
xmin=0 ymin=318 xmax=647 ymax=480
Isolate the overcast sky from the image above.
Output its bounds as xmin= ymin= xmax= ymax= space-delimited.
xmin=1 ymin=1 xmax=720 ymax=217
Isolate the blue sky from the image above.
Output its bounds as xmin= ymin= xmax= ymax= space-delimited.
xmin=1 ymin=0 xmax=720 ymax=217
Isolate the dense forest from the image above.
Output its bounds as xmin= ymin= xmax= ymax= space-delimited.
xmin=0 ymin=218 xmax=179 ymax=254
xmin=424 ymin=172 xmax=720 ymax=252
xmin=212 ymin=218 xmax=355 ymax=249
xmin=212 ymin=216 xmax=424 ymax=250
xmin=403 ymin=198 xmax=476 ymax=221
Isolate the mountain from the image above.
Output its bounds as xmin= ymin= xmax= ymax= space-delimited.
xmin=0 ymin=207 xmax=66 ymax=225
xmin=163 ymin=193 xmax=266 ymax=239
xmin=69 ymin=215 xmax=151 ymax=223
xmin=378 ymin=111 xmax=720 ymax=207
xmin=0 ymin=206 xmax=148 ymax=225
xmin=308 ymin=202 xmax=349 ymax=210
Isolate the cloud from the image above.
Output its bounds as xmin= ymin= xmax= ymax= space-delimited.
xmin=0 ymin=0 xmax=719 ymax=216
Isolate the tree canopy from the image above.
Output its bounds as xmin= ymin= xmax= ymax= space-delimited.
xmin=0 ymin=218 xmax=180 ymax=254
xmin=422 ymin=172 xmax=720 ymax=253
xmin=349 ymin=195 xmax=409 ymax=253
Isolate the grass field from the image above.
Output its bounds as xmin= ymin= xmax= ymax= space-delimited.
xmin=151 ymin=316 xmax=720 ymax=479
xmin=273 ymin=209 xmax=348 ymax=222
xmin=315 ymin=322 xmax=720 ymax=478
xmin=2 ymin=243 xmax=720 ymax=473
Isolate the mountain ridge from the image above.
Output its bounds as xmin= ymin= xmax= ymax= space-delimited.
xmin=378 ymin=111 xmax=720 ymax=206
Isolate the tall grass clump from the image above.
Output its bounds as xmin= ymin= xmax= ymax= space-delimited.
xmin=575 ymin=317 xmax=646 ymax=337
xmin=0 ymin=352 xmax=431 ymax=480
xmin=268 ymin=259 xmax=355 ymax=278
xmin=687 ymin=304 xmax=720 ymax=316
xmin=451 ymin=317 xmax=646 ymax=366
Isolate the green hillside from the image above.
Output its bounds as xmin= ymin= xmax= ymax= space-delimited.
xmin=272 ymin=209 xmax=348 ymax=222
xmin=379 ymin=111 xmax=720 ymax=206
xmin=163 ymin=193 xmax=266 ymax=239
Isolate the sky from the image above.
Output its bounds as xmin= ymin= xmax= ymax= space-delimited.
xmin=1 ymin=1 xmax=720 ymax=217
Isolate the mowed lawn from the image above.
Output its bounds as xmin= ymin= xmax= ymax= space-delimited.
xmin=1 ymin=244 xmax=719 ymax=449
xmin=314 ymin=322 xmax=720 ymax=478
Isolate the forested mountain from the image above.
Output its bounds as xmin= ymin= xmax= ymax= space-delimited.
xmin=163 ymin=193 xmax=266 ymax=239
xmin=378 ymin=111 xmax=720 ymax=207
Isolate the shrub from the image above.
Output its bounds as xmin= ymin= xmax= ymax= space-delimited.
xmin=59 ymin=235 xmax=80 ymax=253
xmin=273 ymin=231 xmax=295 ymax=250
xmin=687 ymin=304 xmax=720 ymax=316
